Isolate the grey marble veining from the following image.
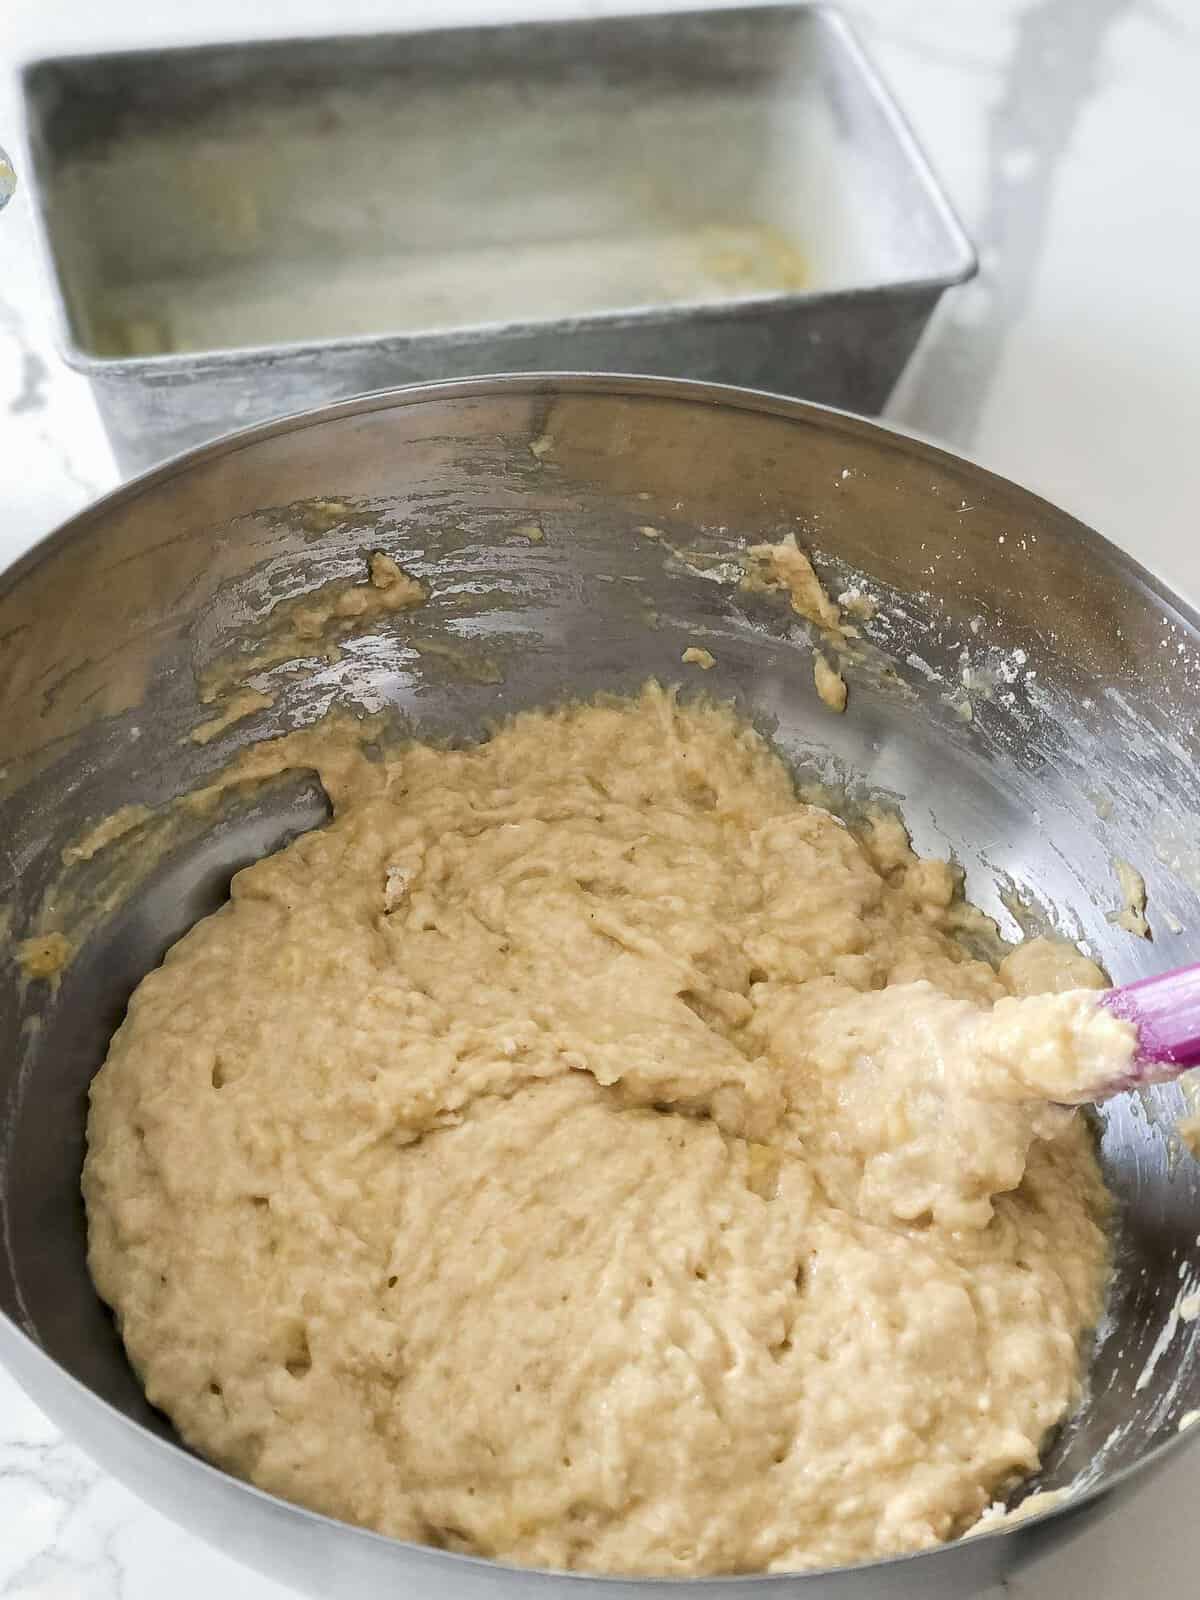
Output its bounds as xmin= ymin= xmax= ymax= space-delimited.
xmin=888 ymin=0 xmax=1135 ymax=445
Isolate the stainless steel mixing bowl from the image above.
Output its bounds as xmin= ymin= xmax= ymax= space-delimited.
xmin=2 ymin=374 xmax=1199 ymax=1598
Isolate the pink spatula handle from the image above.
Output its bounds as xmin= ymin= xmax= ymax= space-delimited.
xmin=1103 ymin=961 xmax=1200 ymax=1077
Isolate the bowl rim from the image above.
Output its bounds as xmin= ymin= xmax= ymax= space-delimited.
xmin=3 ymin=369 xmax=1199 ymax=1585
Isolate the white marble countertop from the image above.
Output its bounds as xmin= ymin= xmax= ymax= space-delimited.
xmin=2 ymin=0 xmax=1199 ymax=1595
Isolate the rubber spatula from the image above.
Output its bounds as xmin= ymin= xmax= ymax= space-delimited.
xmin=1098 ymin=961 xmax=1200 ymax=1096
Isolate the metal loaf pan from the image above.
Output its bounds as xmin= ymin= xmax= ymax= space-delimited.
xmin=20 ymin=5 xmax=976 ymax=474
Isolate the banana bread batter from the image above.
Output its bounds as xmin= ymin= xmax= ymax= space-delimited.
xmin=84 ymin=687 xmax=1118 ymax=1575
